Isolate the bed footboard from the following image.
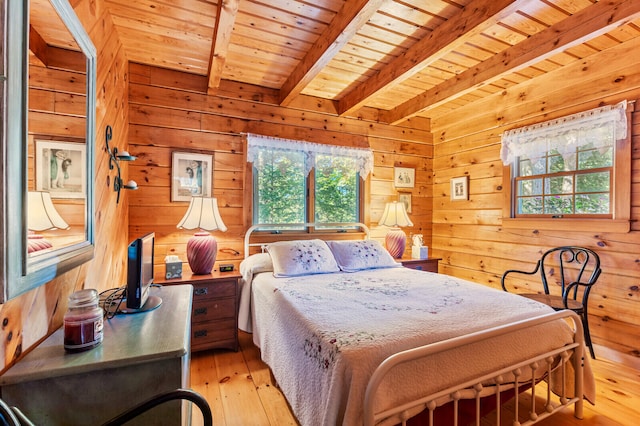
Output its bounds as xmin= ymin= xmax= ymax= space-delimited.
xmin=363 ymin=311 xmax=585 ymax=426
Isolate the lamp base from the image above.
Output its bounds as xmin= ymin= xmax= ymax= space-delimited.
xmin=187 ymin=232 xmax=217 ymax=274
xmin=385 ymin=228 xmax=407 ymax=259
xmin=28 ymin=234 xmax=53 ymax=254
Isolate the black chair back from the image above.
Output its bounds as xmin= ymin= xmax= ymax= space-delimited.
xmin=538 ymin=246 xmax=601 ymax=305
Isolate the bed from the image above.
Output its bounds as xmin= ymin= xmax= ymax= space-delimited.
xmin=238 ymin=223 xmax=595 ymax=426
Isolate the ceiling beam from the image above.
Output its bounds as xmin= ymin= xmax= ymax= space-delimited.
xmin=337 ymin=0 xmax=525 ymax=117
xmin=208 ymin=0 xmax=240 ymax=95
xmin=29 ymin=25 xmax=48 ymax=67
xmin=278 ymin=0 xmax=388 ymax=106
xmin=381 ymin=0 xmax=640 ymax=124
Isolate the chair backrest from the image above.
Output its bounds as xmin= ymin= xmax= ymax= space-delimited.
xmin=538 ymin=246 xmax=601 ymax=303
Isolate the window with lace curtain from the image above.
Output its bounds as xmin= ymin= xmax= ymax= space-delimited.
xmin=501 ymin=101 xmax=631 ymax=226
xmin=245 ymin=134 xmax=373 ymax=228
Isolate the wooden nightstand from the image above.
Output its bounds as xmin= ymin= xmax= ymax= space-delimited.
xmin=400 ymin=258 xmax=441 ymax=272
xmin=157 ymin=270 xmax=242 ymax=352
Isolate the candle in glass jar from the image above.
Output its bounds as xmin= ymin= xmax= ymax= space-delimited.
xmin=64 ymin=289 xmax=103 ymax=352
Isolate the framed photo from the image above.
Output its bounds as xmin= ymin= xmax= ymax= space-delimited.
xmin=394 ymin=167 xmax=415 ymax=188
xmin=398 ymin=192 xmax=412 ymax=214
xmin=35 ymin=140 xmax=86 ymax=199
xmin=451 ymin=176 xmax=468 ymax=201
xmin=171 ymin=151 xmax=213 ymax=202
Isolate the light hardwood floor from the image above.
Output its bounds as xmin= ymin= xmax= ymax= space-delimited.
xmin=190 ymin=332 xmax=640 ymax=425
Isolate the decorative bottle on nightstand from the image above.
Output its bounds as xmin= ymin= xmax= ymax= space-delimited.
xmin=411 ymin=234 xmax=428 ymax=259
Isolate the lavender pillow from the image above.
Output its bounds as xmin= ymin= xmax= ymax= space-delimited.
xmin=327 ymin=240 xmax=401 ymax=272
xmin=266 ymin=239 xmax=340 ymax=277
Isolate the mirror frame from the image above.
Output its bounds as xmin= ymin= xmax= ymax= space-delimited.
xmin=0 ymin=0 xmax=96 ymax=302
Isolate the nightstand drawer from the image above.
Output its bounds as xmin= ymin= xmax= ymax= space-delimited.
xmin=192 ymin=297 xmax=235 ymax=323
xmin=192 ymin=280 xmax=236 ymax=301
xmin=191 ymin=319 xmax=236 ymax=348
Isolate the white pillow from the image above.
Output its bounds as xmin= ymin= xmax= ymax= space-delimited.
xmin=266 ymin=239 xmax=340 ymax=277
xmin=327 ymin=240 xmax=401 ymax=272
xmin=240 ymin=252 xmax=273 ymax=277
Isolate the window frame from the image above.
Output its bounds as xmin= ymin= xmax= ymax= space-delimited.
xmin=502 ymin=105 xmax=632 ymax=233
xmin=249 ymin=159 xmax=367 ymax=235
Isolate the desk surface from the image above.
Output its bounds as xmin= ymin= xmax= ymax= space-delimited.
xmin=0 ymin=285 xmax=193 ymax=385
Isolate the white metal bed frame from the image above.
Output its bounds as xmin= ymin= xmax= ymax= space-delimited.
xmin=243 ymin=223 xmax=586 ymax=426
xmin=364 ymin=310 xmax=584 ymax=426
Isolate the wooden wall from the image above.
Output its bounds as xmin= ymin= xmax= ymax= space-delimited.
xmin=0 ymin=1 xmax=129 ymax=373
xmin=430 ymin=33 xmax=640 ymax=361
xmin=126 ymin=64 xmax=434 ymax=277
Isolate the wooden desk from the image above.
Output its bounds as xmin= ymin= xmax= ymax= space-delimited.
xmin=0 ymin=285 xmax=193 ymax=426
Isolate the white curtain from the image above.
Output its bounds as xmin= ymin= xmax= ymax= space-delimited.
xmin=500 ymin=100 xmax=627 ymax=165
xmin=245 ymin=133 xmax=374 ymax=179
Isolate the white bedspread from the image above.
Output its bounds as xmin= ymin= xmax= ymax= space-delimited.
xmin=243 ymin=263 xmax=594 ymax=426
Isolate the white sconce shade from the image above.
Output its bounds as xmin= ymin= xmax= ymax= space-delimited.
xmin=378 ymin=201 xmax=413 ymax=228
xmin=177 ymin=197 xmax=228 ymax=231
xmin=28 ymin=191 xmax=70 ymax=231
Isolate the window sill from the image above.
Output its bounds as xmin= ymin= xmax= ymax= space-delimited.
xmin=502 ymin=218 xmax=630 ymax=233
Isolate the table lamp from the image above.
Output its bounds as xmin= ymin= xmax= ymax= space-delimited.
xmin=27 ymin=191 xmax=70 ymax=253
xmin=177 ymin=196 xmax=227 ymax=274
xmin=378 ymin=201 xmax=413 ymax=258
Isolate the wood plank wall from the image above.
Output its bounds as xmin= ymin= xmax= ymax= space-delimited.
xmin=126 ymin=64 xmax=434 ymax=278
xmin=430 ymin=34 xmax=640 ymax=359
xmin=0 ymin=1 xmax=129 ymax=373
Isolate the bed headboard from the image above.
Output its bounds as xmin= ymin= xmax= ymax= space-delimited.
xmin=243 ymin=222 xmax=370 ymax=259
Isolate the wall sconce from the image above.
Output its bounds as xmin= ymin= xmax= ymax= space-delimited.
xmin=177 ymin=197 xmax=228 ymax=275
xmin=378 ymin=201 xmax=413 ymax=258
xmin=105 ymin=125 xmax=137 ymax=204
xmin=27 ymin=191 xmax=69 ymax=253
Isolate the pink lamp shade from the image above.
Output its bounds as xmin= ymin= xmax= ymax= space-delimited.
xmin=378 ymin=201 xmax=413 ymax=258
xmin=177 ymin=197 xmax=227 ymax=275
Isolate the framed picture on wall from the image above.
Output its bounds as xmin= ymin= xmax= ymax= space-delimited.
xmin=398 ymin=192 xmax=412 ymax=214
xmin=171 ymin=151 xmax=213 ymax=202
xmin=35 ymin=140 xmax=86 ymax=199
xmin=394 ymin=167 xmax=415 ymax=188
xmin=450 ymin=176 xmax=468 ymax=201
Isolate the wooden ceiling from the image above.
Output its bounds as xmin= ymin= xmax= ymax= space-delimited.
xmin=69 ymin=1 xmax=640 ymax=123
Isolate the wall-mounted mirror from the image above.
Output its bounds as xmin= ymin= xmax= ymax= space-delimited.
xmin=0 ymin=0 xmax=96 ymax=302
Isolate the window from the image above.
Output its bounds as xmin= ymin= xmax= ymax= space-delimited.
xmin=246 ymin=134 xmax=373 ymax=227
xmin=515 ymin=142 xmax=613 ymax=217
xmin=253 ymin=149 xmax=306 ymax=224
xmin=501 ymin=101 xmax=631 ymax=230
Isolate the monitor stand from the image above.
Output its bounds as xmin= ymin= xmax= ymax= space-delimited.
xmin=118 ymin=295 xmax=163 ymax=314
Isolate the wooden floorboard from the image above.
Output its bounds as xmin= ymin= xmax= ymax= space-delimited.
xmin=190 ymin=332 xmax=640 ymax=425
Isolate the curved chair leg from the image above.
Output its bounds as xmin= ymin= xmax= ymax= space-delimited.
xmin=582 ymin=314 xmax=596 ymax=359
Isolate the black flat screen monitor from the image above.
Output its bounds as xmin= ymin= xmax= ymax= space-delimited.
xmin=125 ymin=232 xmax=161 ymax=312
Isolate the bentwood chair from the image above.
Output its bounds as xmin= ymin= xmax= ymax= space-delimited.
xmin=0 ymin=389 xmax=212 ymax=426
xmin=501 ymin=246 xmax=601 ymax=359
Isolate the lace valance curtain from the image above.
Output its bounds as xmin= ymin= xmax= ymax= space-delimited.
xmin=245 ymin=133 xmax=374 ymax=179
xmin=500 ymin=101 xmax=628 ymax=165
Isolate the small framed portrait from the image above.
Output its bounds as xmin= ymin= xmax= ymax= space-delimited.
xmin=171 ymin=152 xmax=213 ymax=202
xmin=398 ymin=192 xmax=412 ymax=214
xmin=450 ymin=176 xmax=468 ymax=201
xmin=35 ymin=140 xmax=86 ymax=199
xmin=394 ymin=167 xmax=415 ymax=188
